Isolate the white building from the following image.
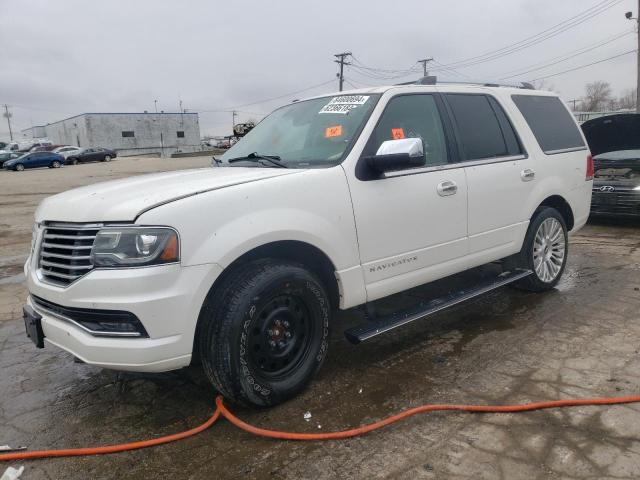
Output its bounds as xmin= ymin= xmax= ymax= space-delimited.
xmin=21 ymin=125 xmax=47 ymax=138
xmin=43 ymin=112 xmax=201 ymax=156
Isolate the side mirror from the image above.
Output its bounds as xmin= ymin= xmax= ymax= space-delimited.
xmin=364 ymin=138 xmax=426 ymax=175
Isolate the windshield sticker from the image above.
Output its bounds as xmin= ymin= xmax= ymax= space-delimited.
xmin=391 ymin=128 xmax=405 ymax=140
xmin=325 ymin=125 xmax=343 ymax=138
xmin=319 ymin=95 xmax=370 ymax=115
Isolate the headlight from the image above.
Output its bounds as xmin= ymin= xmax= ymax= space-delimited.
xmin=91 ymin=227 xmax=179 ymax=267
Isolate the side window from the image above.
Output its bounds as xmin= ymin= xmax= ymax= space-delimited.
xmin=511 ymin=95 xmax=585 ymax=154
xmin=122 ymin=131 xmax=135 ymax=138
xmin=445 ymin=94 xmax=520 ymax=160
xmin=177 ymin=131 xmax=185 ymax=138
xmin=366 ymin=94 xmax=448 ymax=167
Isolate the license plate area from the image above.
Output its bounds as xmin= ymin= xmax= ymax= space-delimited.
xmin=23 ymin=305 xmax=45 ymax=348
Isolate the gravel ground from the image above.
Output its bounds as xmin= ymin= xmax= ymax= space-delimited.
xmin=1 ymin=156 xmax=640 ymax=479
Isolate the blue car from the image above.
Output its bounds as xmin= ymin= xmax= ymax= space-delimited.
xmin=3 ymin=151 xmax=65 ymax=171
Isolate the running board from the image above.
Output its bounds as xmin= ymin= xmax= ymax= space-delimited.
xmin=344 ymin=269 xmax=533 ymax=344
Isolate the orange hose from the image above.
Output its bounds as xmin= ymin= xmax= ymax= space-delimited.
xmin=2 ymin=393 xmax=640 ymax=462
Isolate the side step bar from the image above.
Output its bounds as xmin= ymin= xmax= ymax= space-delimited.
xmin=344 ymin=269 xmax=533 ymax=344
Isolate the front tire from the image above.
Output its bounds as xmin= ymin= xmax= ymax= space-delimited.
xmin=15 ymin=163 xmax=24 ymax=171
xmin=505 ymin=207 xmax=568 ymax=292
xmin=199 ymin=259 xmax=331 ymax=407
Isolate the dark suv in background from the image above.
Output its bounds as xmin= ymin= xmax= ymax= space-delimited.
xmin=582 ymin=114 xmax=640 ymax=218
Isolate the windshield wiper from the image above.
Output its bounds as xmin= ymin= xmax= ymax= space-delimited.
xmin=227 ymin=152 xmax=287 ymax=168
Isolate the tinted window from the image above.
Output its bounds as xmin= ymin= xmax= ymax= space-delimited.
xmin=445 ymin=94 xmax=517 ymax=160
xmin=512 ymin=95 xmax=585 ymax=153
xmin=366 ymin=94 xmax=448 ymax=167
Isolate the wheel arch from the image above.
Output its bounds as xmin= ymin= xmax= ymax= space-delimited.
xmin=192 ymin=240 xmax=340 ymax=361
xmin=534 ymin=195 xmax=574 ymax=231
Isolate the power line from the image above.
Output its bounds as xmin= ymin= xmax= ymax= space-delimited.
xmin=197 ymin=79 xmax=336 ymax=112
xmin=438 ymin=0 xmax=623 ymax=70
xmin=498 ymin=29 xmax=634 ymax=79
xmin=530 ymin=48 xmax=637 ymax=81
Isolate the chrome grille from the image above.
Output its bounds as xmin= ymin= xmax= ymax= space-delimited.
xmin=39 ymin=224 xmax=99 ymax=285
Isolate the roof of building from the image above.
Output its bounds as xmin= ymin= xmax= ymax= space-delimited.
xmin=45 ymin=112 xmax=198 ymax=126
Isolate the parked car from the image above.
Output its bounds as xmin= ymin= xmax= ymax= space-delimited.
xmin=0 ymin=151 xmax=21 ymax=167
xmin=52 ymin=146 xmax=82 ymax=159
xmin=3 ymin=151 xmax=64 ymax=171
xmin=30 ymin=144 xmax=63 ymax=152
xmin=0 ymin=141 xmax=8 ymax=150
xmin=581 ymin=114 xmax=640 ymax=218
xmin=65 ymin=147 xmax=117 ymax=165
xmin=23 ymin=82 xmax=591 ymax=407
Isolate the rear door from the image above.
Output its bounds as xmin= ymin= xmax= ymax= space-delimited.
xmin=443 ymin=92 xmax=533 ymax=256
xmin=346 ymin=93 xmax=468 ymax=301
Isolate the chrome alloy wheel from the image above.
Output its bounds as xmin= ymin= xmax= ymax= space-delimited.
xmin=533 ymin=217 xmax=565 ymax=283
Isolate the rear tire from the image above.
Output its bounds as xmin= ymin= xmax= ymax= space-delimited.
xmin=505 ymin=207 xmax=568 ymax=292
xmin=199 ymin=259 xmax=331 ymax=407
xmin=103 ymin=155 xmax=112 ymax=162
xmin=51 ymin=160 xmax=61 ymax=168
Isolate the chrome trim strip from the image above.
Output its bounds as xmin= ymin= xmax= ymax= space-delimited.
xmin=44 ymin=234 xmax=97 ymax=241
xmin=40 ymin=260 xmax=92 ymax=270
xmin=544 ymin=146 xmax=588 ymax=155
xmin=383 ymin=155 xmax=527 ymax=178
xmin=40 ymin=252 xmax=92 ymax=261
xmin=30 ymin=298 xmax=143 ymax=338
xmin=42 ymin=243 xmax=93 ymax=250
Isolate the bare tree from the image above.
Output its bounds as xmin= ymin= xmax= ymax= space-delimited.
xmin=529 ymin=79 xmax=556 ymax=92
xmin=616 ymin=88 xmax=637 ymax=110
xmin=581 ymin=81 xmax=612 ymax=111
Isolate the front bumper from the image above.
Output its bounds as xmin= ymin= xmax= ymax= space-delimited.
xmin=25 ymin=258 xmax=222 ymax=372
xmin=590 ymin=187 xmax=640 ymax=217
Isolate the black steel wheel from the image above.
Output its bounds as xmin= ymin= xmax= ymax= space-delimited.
xmin=199 ymin=259 xmax=331 ymax=407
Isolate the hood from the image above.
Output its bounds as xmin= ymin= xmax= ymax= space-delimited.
xmin=35 ymin=167 xmax=301 ymax=223
xmin=581 ymin=114 xmax=640 ymax=156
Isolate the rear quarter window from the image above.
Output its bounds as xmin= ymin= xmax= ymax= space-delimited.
xmin=511 ymin=95 xmax=585 ymax=154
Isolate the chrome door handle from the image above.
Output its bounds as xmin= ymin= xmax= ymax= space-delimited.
xmin=437 ymin=180 xmax=457 ymax=196
xmin=521 ymin=168 xmax=535 ymax=181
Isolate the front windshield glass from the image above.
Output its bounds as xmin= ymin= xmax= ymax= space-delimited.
xmin=220 ymin=94 xmax=379 ymax=168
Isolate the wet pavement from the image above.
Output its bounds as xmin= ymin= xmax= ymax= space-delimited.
xmin=1 ymin=159 xmax=640 ymax=479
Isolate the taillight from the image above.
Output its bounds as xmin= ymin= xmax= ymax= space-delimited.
xmin=586 ymin=153 xmax=594 ymax=181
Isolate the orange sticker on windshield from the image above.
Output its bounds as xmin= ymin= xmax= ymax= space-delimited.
xmin=325 ymin=125 xmax=343 ymax=138
xmin=391 ymin=128 xmax=405 ymax=139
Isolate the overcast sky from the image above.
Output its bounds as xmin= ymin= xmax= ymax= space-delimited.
xmin=0 ymin=0 xmax=636 ymax=139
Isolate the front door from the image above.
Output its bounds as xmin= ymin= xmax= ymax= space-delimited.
xmin=346 ymin=93 xmax=468 ymax=302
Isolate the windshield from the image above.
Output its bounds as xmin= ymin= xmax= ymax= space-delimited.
xmin=220 ymin=94 xmax=379 ymax=168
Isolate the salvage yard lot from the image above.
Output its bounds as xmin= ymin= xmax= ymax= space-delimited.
xmin=1 ymin=157 xmax=640 ymax=479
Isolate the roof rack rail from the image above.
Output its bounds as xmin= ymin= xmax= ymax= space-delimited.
xmin=396 ymin=76 xmax=536 ymax=90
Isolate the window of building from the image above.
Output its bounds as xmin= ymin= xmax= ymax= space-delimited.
xmin=122 ymin=131 xmax=135 ymax=138
xmin=511 ymin=95 xmax=585 ymax=154
xmin=177 ymin=131 xmax=185 ymax=138
xmin=365 ymin=94 xmax=448 ymax=167
xmin=445 ymin=94 xmax=520 ymax=160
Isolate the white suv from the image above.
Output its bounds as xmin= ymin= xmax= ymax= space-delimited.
xmin=23 ymin=81 xmax=593 ymax=406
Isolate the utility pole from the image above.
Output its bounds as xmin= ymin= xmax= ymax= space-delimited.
xmin=232 ymin=110 xmax=238 ymax=133
xmin=625 ymin=4 xmax=640 ymax=112
xmin=154 ymin=99 xmax=158 ymax=113
xmin=568 ymin=98 xmax=580 ymax=111
xmin=3 ymin=105 xmax=13 ymax=140
xmin=417 ymin=58 xmax=433 ymax=77
xmin=334 ymin=52 xmax=351 ymax=92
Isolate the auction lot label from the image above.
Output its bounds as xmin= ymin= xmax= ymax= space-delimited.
xmin=319 ymin=95 xmax=369 ymax=114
